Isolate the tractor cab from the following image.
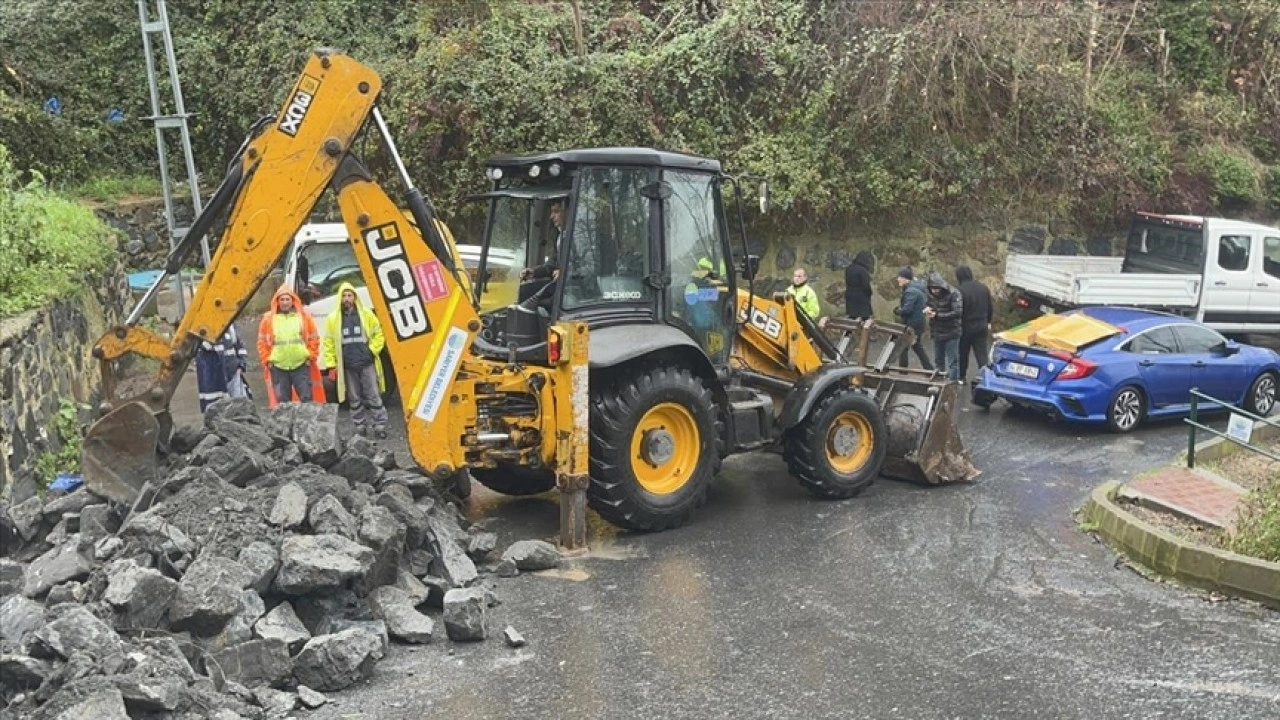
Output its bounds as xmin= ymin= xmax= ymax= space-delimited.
xmin=472 ymin=148 xmax=741 ymax=366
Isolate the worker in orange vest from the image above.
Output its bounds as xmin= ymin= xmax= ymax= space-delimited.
xmin=257 ymin=286 xmax=325 ymax=407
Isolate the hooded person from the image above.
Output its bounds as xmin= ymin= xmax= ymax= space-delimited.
xmin=257 ymin=286 xmax=324 ymax=407
xmin=924 ymin=271 xmax=964 ymax=381
xmin=892 ymin=266 xmax=933 ymax=370
xmin=954 ymin=265 xmax=993 ymax=381
xmin=844 ymin=250 xmax=875 ymax=320
xmin=321 ymin=282 xmax=389 ymax=438
xmin=195 ymin=325 xmax=250 ymax=412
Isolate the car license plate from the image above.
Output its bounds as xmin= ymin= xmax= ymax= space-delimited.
xmin=1006 ymin=362 xmax=1039 ymax=379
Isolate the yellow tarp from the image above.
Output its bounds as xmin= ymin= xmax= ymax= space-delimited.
xmin=996 ymin=312 xmax=1121 ymax=353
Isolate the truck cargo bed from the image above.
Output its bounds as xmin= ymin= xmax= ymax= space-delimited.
xmin=1005 ymin=255 xmax=1200 ymax=308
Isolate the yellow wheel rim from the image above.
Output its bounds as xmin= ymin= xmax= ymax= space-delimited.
xmin=825 ymin=410 xmax=874 ymax=474
xmin=630 ymin=402 xmax=701 ymax=495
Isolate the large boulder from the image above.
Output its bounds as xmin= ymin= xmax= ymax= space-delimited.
xmin=309 ymin=494 xmax=357 ymax=539
xmin=268 ymin=482 xmax=308 ymax=529
xmin=118 ymin=511 xmax=196 ymax=560
xmin=22 ymin=542 xmax=93 ymax=598
xmin=203 ymin=445 xmax=269 ymax=487
xmin=357 ymin=505 xmax=406 ymax=589
xmin=426 ymin=507 xmax=477 ymax=588
xmin=501 ymin=540 xmax=562 ymax=572
xmin=254 ymin=601 xmax=311 ymax=655
xmin=206 ymin=637 xmax=292 ymax=689
xmin=103 ymin=561 xmax=178 ymax=629
xmin=237 ymin=541 xmax=279 ymax=596
xmin=292 ymin=627 xmax=384 ymax=692
xmin=212 ymin=417 xmax=276 ymax=455
xmin=168 ymin=555 xmax=251 ymax=635
xmin=442 ymin=588 xmax=487 ymax=642
xmin=274 ymin=534 xmax=375 ymax=595
xmin=30 ymin=607 xmax=123 ymax=661
xmin=0 ymin=595 xmax=44 ymax=649
xmin=368 ymin=587 xmax=434 ymax=644
xmin=293 ymin=403 xmax=343 ymax=467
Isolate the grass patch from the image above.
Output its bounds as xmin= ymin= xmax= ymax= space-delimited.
xmin=65 ymin=174 xmax=163 ymax=203
xmin=1230 ymin=480 xmax=1280 ymax=563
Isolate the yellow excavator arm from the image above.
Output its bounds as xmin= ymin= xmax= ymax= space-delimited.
xmin=83 ymin=50 xmax=479 ymax=504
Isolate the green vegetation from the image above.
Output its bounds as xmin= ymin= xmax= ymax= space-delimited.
xmin=32 ymin=398 xmax=85 ymax=491
xmin=1230 ymin=481 xmax=1280 ymax=563
xmin=0 ymin=144 xmax=120 ymax=317
xmin=67 ymin=174 xmax=163 ymax=203
xmin=1 ymin=0 xmax=1279 ymax=228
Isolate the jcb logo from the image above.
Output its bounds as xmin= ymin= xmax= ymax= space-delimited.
xmin=746 ymin=307 xmax=782 ymax=339
xmin=278 ymin=75 xmax=319 ymax=137
xmin=363 ymin=223 xmax=432 ymax=340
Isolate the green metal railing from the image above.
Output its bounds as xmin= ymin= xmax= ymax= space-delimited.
xmin=1185 ymin=388 xmax=1280 ymax=468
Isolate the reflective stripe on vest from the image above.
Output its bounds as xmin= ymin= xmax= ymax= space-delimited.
xmin=269 ymin=313 xmax=311 ymax=370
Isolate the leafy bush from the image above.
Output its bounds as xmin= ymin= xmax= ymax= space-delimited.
xmin=1195 ymin=146 xmax=1261 ymax=204
xmin=32 ymin=399 xmax=85 ymax=489
xmin=1230 ymin=480 xmax=1280 ymax=563
xmin=0 ymin=144 xmax=120 ymax=317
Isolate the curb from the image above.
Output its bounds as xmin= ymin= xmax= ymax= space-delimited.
xmin=1082 ymin=482 xmax=1280 ymax=610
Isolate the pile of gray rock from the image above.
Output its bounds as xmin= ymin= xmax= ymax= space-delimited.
xmin=0 ymin=398 xmax=563 ymax=719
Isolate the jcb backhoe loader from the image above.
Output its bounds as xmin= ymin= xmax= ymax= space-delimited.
xmin=82 ymin=50 xmax=976 ymax=550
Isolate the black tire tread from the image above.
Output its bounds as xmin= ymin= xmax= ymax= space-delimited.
xmin=783 ymin=388 xmax=886 ymax=499
xmin=1244 ymin=371 xmax=1278 ymax=416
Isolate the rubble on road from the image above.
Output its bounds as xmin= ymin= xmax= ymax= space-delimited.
xmin=0 ymin=396 xmax=564 ymax=718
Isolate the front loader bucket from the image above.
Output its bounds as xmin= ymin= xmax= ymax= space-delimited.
xmin=81 ymin=401 xmax=161 ymax=505
xmin=864 ymin=372 xmax=979 ymax=484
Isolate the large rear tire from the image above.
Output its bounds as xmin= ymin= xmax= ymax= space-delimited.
xmin=784 ymin=388 xmax=887 ymax=499
xmin=470 ymin=464 xmax=556 ymax=496
xmin=588 ymin=364 xmax=719 ymax=532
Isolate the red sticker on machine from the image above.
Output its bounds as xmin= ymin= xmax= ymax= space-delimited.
xmin=413 ymin=260 xmax=449 ymax=303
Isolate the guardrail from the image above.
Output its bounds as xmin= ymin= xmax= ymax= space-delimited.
xmin=1185 ymin=388 xmax=1280 ymax=468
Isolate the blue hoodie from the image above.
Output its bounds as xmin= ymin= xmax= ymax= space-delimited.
xmin=896 ymin=279 xmax=928 ymax=329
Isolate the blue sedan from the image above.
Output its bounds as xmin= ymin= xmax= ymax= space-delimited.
xmin=972 ymin=307 xmax=1280 ymax=432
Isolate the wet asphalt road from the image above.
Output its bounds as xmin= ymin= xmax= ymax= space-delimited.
xmin=298 ymin=398 xmax=1280 ymax=720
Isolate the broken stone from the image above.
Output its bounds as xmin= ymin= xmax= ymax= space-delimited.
xmin=293 ymin=403 xmax=343 ymax=467
xmin=77 ymin=504 xmax=115 ymax=545
xmin=501 ymin=540 xmax=562 ymax=572
xmin=268 ymin=482 xmax=308 ymax=529
xmin=118 ymin=511 xmax=196 ymax=559
xmin=253 ymin=686 xmax=298 ymax=715
xmin=380 ymin=469 xmax=435 ymax=499
xmin=0 ymin=595 xmax=44 ymax=649
xmin=213 ymin=418 xmax=276 ymax=455
xmin=405 ymin=549 xmax=434 ymax=577
xmin=292 ymin=627 xmax=384 ymax=692
xmin=31 ymin=606 xmax=123 ymax=661
xmin=0 ymin=559 xmax=24 ymax=596
xmin=9 ymin=496 xmax=45 ymax=543
xmin=204 ymin=445 xmax=269 ymax=487
xmin=394 ymin=568 xmax=430 ymax=607
xmin=103 ymin=561 xmax=177 ymax=629
xmin=419 ymin=575 xmax=450 ymax=609
xmin=368 ymin=587 xmax=433 ymax=644
xmin=40 ymin=685 xmax=132 ymax=720
xmin=357 ymin=505 xmax=406 ymax=589
xmin=41 ymin=490 xmax=99 ymax=523
xmin=94 ymin=536 xmax=124 ymax=563
xmin=254 ymin=601 xmax=311 ymax=655
xmin=376 ymin=484 xmax=429 ymax=548
xmin=426 ymin=507 xmax=478 ymax=588
xmin=327 ymin=619 xmax=389 ymax=654
xmin=296 ymin=684 xmax=327 ymax=709
xmin=467 ymin=531 xmax=498 ymax=560
xmin=45 ymin=581 xmax=87 ymax=606
xmin=204 ymin=396 xmax=259 ymax=428
xmin=114 ymin=675 xmax=187 ymax=713
xmin=169 ymin=555 xmax=251 ymax=635
xmin=372 ymin=445 xmax=397 ymax=470
xmin=308 ymin=494 xmax=357 ymax=539
xmin=23 ymin=542 xmax=92 ymax=598
xmin=442 ymin=588 xmax=487 ymax=642
xmin=280 ymin=443 xmax=304 ymax=466
xmin=503 ymin=626 xmax=526 ymax=648
xmin=128 ymin=636 xmax=197 ymax=682
xmin=274 ymin=534 xmax=374 ymax=595
xmin=236 ymin=541 xmax=279 ymax=596
xmin=328 ymin=453 xmax=382 ymax=487
xmin=221 ymin=590 xmax=266 ymax=647
xmin=0 ymin=653 xmax=53 ymax=691
xmin=42 ymin=518 xmax=72 ymax=547
xmin=189 ymin=433 xmax=224 ymax=465
xmin=495 ymin=558 xmax=519 ymax=578
xmin=207 ymin=637 xmax=292 ymax=689
xmin=169 ymin=422 xmax=207 ymax=453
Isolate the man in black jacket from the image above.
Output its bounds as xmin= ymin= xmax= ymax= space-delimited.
xmin=954 ymin=265 xmax=993 ymax=381
xmin=844 ymin=250 xmax=875 ymax=321
xmin=923 ymin=271 xmax=963 ymax=381
xmin=518 ymin=200 xmax=564 ymax=307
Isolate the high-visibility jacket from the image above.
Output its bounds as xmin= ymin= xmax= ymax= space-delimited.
xmin=321 ymin=282 xmax=387 ymax=403
xmin=257 ymin=287 xmax=324 ymax=406
xmin=787 ymin=282 xmax=821 ymax=319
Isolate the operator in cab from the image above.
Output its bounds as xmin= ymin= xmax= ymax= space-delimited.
xmin=517 ymin=199 xmax=564 ymax=307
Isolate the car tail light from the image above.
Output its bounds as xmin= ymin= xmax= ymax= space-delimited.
xmin=1050 ymin=350 xmax=1097 ymax=381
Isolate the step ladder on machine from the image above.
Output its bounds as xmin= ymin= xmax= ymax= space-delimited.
xmin=137 ymin=0 xmax=208 ymax=320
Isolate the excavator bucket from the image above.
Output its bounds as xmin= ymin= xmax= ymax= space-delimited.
xmin=823 ymin=318 xmax=979 ymax=484
xmin=81 ymin=401 xmax=161 ymax=505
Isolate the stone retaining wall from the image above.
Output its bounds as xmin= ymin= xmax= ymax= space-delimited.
xmin=0 ymin=261 xmax=131 ymax=504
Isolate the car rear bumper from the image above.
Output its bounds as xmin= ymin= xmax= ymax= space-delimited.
xmin=974 ymin=369 xmax=1109 ymax=423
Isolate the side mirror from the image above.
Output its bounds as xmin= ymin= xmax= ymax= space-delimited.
xmin=758 ymin=180 xmax=770 ymax=215
xmin=740 ymin=254 xmax=760 ymax=281
xmin=1219 ymin=340 xmax=1241 ymax=356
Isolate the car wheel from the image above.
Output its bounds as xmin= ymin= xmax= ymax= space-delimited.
xmin=1106 ymin=386 xmax=1145 ymax=433
xmin=1244 ymin=371 xmax=1277 ymax=417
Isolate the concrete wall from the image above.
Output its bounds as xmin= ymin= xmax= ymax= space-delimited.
xmin=0 ymin=261 xmax=131 ymax=504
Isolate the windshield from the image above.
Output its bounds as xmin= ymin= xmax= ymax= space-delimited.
xmin=297 ymin=241 xmax=363 ymax=302
xmin=477 ymin=192 xmax=564 ymax=312
xmin=1122 ymin=220 xmax=1203 ymax=274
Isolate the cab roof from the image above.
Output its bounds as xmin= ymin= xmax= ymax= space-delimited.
xmin=485 ymin=147 xmax=721 ymax=173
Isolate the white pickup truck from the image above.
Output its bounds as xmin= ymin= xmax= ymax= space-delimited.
xmin=1005 ymin=213 xmax=1280 ymax=335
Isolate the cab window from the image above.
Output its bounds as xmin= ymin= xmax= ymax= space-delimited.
xmin=562 ymin=168 xmax=651 ymax=308
xmin=1264 ymin=236 xmax=1280 ymax=280
xmin=1217 ymin=235 xmax=1251 ymax=272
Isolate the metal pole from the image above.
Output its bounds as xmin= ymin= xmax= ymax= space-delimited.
xmin=1187 ymin=390 xmax=1197 ymax=468
xmin=156 ymin=0 xmax=209 ymax=266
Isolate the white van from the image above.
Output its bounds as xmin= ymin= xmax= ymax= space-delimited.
xmin=1006 ymin=213 xmax=1280 ymax=335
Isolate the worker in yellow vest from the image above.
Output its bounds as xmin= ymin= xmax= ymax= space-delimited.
xmin=786 ymin=267 xmax=821 ymax=320
xmin=257 ymin=286 xmax=324 ymax=407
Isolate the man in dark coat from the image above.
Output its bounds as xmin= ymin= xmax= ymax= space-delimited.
xmin=924 ymin=271 xmax=964 ymax=381
xmin=844 ymin=250 xmax=875 ymax=320
xmin=892 ymin=266 xmax=933 ymax=370
xmin=954 ymin=265 xmax=993 ymax=381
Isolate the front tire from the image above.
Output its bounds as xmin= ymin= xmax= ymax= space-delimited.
xmin=1244 ymin=371 xmax=1277 ymax=416
xmin=783 ymin=388 xmax=887 ymax=499
xmin=1106 ymin=385 xmax=1145 ymax=433
xmin=588 ymin=364 xmax=719 ymax=532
